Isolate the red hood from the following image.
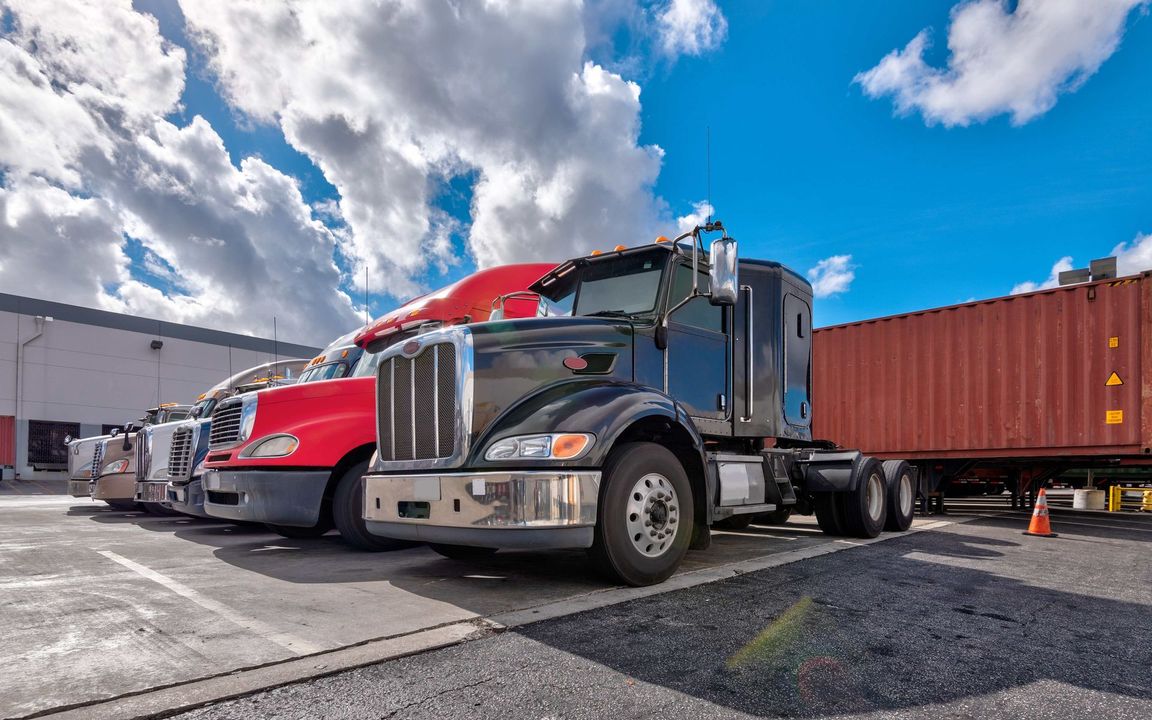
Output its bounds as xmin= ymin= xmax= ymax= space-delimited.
xmin=355 ymin=263 xmax=555 ymax=348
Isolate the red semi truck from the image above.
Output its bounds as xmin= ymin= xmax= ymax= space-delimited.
xmin=813 ymin=271 xmax=1152 ymax=509
xmin=199 ymin=263 xmax=556 ymax=548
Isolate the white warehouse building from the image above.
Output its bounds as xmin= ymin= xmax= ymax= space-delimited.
xmin=0 ymin=293 xmax=321 ymax=481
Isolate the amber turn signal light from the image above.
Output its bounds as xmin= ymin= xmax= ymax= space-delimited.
xmin=551 ymin=434 xmax=590 ymax=459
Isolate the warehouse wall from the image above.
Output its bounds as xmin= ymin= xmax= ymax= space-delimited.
xmin=0 ymin=294 xmax=325 ymax=480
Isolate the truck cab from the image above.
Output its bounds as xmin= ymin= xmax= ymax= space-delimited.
xmin=86 ymin=404 xmax=192 ymax=509
xmin=361 ymin=224 xmax=913 ymax=585
xmin=155 ymin=359 xmax=308 ymax=517
xmin=198 ymin=263 xmax=556 ymax=548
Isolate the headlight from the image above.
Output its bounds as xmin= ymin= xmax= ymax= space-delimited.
xmin=237 ymin=395 xmax=258 ymax=445
xmin=484 ymin=433 xmax=594 ymax=461
xmin=239 ymin=434 xmax=299 ymax=458
xmin=100 ymin=459 xmax=131 ymax=476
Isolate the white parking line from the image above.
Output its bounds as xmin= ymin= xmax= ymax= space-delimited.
xmin=95 ymin=550 xmax=325 ymax=656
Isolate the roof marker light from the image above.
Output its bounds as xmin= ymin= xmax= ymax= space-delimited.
xmin=655 ymin=236 xmax=670 ymax=244
xmin=590 ymin=250 xmax=603 ymax=256
xmin=614 ymin=245 xmax=626 ymax=251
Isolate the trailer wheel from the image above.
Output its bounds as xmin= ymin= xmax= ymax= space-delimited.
xmin=882 ymin=460 xmax=915 ymax=532
xmin=813 ymin=494 xmax=845 ymax=536
xmin=589 ymin=442 xmax=694 ymax=587
xmin=266 ymin=521 xmax=331 ymax=539
xmin=429 ymin=544 xmax=499 ymax=560
xmin=839 ymin=457 xmax=887 ymax=538
xmin=333 ymin=459 xmax=409 ymax=551
xmin=756 ymin=507 xmax=792 ymax=526
xmin=713 ymin=514 xmax=753 ymax=530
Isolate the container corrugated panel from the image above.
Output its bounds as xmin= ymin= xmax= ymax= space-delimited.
xmin=813 ymin=274 xmax=1149 ymax=460
xmin=0 ymin=416 xmax=14 ymax=465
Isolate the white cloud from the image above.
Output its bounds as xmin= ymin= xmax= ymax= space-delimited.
xmin=0 ymin=0 xmax=360 ymax=345
xmin=1010 ymin=256 xmax=1074 ymax=294
xmin=655 ymin=0 xmax=728 ymax=58
xmin=855 ymin=0 xmax=1149 ymax=126
xmin=180 ymin=0 xmax=669 ymax=292
xmin=807 ymin=255 xmax=855 ymax=298
xmin=1111 ymin=232 xmax=1152 ymax=275
xmin=675 ymin=200 xmax=714 ymax=231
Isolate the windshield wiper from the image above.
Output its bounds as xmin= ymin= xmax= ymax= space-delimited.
xmin=584 ymin=310 xmax=638 ymax=319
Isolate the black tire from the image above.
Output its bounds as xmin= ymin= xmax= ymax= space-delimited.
xmin=141 ymin=502 xmax=180 ymax=516
xmin=813 ymin=493 xmax=846 ymax=536
xmin=882 ymin=460 xmax=915 ymax=532
xmin=588 ymin=442 xmax=695 ymax=587
xmin=104 ymin=499 xmax=139 ymax=511
xmin=839 ymin=457 xmax=887 ymax=538
xmin=713 ymin=514 xmax=754 ymax=530
xmin=265 ymin=519 xmax=332 ymax=539
xmin=332 ymin=459 xmax=409 ymax=551
xmin=756 ymin=507 xmax=793 ymax=526
xmin=429 ymin=544 xmax=499 ymax=560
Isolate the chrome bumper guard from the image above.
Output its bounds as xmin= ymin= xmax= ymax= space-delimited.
xmin=363 ymin=471 xmax=601 ymax=548
xmin=135 ymin=481 xmax=168 ymax=503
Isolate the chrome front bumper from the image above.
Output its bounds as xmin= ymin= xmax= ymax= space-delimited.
xmin=68 ymin=479 xmax=91 ymax=497
xmin=92 ymin=473 xmax=135 ymax=501
xmin=362 ymin=470 xmax=601 ymax=549
xmin=135 ymin=481 xmax=168 ymax=504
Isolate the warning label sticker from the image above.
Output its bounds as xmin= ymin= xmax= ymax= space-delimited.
xmin=1106 ymin=372 xmax=1124 ymax=387
xmin=1106 ymin=410 xmax=1124 ymax=425
xmin=1109 ymin=337 xmax=1119 ymax=348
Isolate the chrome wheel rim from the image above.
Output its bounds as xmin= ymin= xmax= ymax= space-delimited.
xmin=898 ymin=473 xmax=913 ymax=517
xmin=625 ymin=473 xmax=679 ymax=558
xmin=866 ymin=472 xmax=885 ymax=522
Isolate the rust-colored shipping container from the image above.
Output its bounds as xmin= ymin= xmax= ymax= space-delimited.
xmin=813 ymin=273 xmax=1151 ymax=497
xmin=0 ymin=416 xmax=14 ymax=466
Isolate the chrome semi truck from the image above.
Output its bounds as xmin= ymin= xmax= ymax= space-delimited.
xmin=360 ymin=222 xmax=916 ymax=586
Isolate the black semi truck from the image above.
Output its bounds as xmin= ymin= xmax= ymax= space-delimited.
xmin=361 ymin=223 xmax=916 ymax=586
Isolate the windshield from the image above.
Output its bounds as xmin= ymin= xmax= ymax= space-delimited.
xmin=298 ymin=344 xmax=365 ymax=383
xmin=541 ymin=251 xmax=668 ymax=318
xmin=191 ymin=398 xmax=217 ymax=419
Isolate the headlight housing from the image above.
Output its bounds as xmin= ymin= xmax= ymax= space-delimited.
xmin=237 ymin=394 xmax=258 ymax=445
xmin=100 ymin=459 xmax=131 ymax=476
xmin=484 ymin=433 xmax=594 ymax=461
xmin=239 ymin=434 xmax=299 ymax=458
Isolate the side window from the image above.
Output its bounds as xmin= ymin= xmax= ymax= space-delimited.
xmin=669 ymin=263 xmax=724 ymax=333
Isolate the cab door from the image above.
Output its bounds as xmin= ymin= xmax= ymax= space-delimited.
xmin=665 ymin=262 xmax=730 ymax=422
xmin=783 ymin=293 xmax=812 ymax=428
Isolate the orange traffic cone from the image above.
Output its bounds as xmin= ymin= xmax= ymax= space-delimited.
xmin=1023 ymin=488 xmax=1058 ymax=537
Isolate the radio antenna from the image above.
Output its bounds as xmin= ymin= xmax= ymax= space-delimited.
xmin=364 ymin=265 xmax=369 ymax=325
xmin=706 ymin=125 xmax=712 ymax=224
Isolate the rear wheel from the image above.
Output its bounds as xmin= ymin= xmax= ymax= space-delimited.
xmin=882 ymin=460 xmax=915 ymax=532
xmin=429 ymin=544 xmax=499 ymax=560
xmin=333 ymin=459 xmax=409 ymax=551
xmin=839 ymin=457 xmax=887 ymax=538
xmin=588 ymin=442 xmax=695 ymax=587
xmin=813 ymin=494 xmax=845 ymax=535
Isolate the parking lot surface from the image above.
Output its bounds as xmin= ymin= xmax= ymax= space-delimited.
xmin=173 ymin=511 xmax=1152 ymax=720
xmin=0 ymin=495 xmax=940 ymax=718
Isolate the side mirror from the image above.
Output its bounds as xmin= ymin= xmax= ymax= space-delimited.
xmin=709 ymin=237 xmax=738 ymax=306
xmin=63 ymin=434 xmax=73 ymax=446
xmin=109 ymin=428 xmax=120 ymax=437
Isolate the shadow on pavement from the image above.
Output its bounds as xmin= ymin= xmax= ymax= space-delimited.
xmin=515 ymin=522 xmax=1152 ymax=718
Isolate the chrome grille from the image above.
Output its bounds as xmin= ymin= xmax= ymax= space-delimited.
xmin=90 ymin=441 xmax=105 ymax=479
xmin=168 ymin=424 xmax=196 ymax=482
xmin=135 ymin=429 xmax=151 ymax=482
xmin=376 ymin=331 xmax=470 ymax=467
xmin=209 ymin=399 xmax=243 ymax=448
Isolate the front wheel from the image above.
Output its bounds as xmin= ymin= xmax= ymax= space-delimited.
xmin=265 ymin=519 xmax=332 ymax=539
xmin=333 ymin=459 xmax=410 ymax=551
xmin=588 ymin=442 xmax=695 ymax=587
xmin=104 ymin=499 xmax=139 ymax=511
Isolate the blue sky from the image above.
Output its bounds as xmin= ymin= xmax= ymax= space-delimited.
xmin=2 ymin=1 xmax=1149 ymax=342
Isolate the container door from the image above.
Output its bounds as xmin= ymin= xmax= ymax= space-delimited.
xmin=783 ymin=293 xmax=812 ymax=427
xmin=666 ymin=263 xmax=730 ymax=421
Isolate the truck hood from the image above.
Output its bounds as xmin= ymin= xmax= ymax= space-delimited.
xmin=251 ymin=375 xmax=372 ymax=407
xmin=468 ymin=316 xmax=635 ymax=438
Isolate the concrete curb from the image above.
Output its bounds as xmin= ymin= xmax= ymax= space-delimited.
xmin=24 ymin=620 xmax=500 ymax=720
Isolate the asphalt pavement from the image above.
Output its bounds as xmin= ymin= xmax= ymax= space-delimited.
xmin=172 ymin=512 xmax=1152 ymax=720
